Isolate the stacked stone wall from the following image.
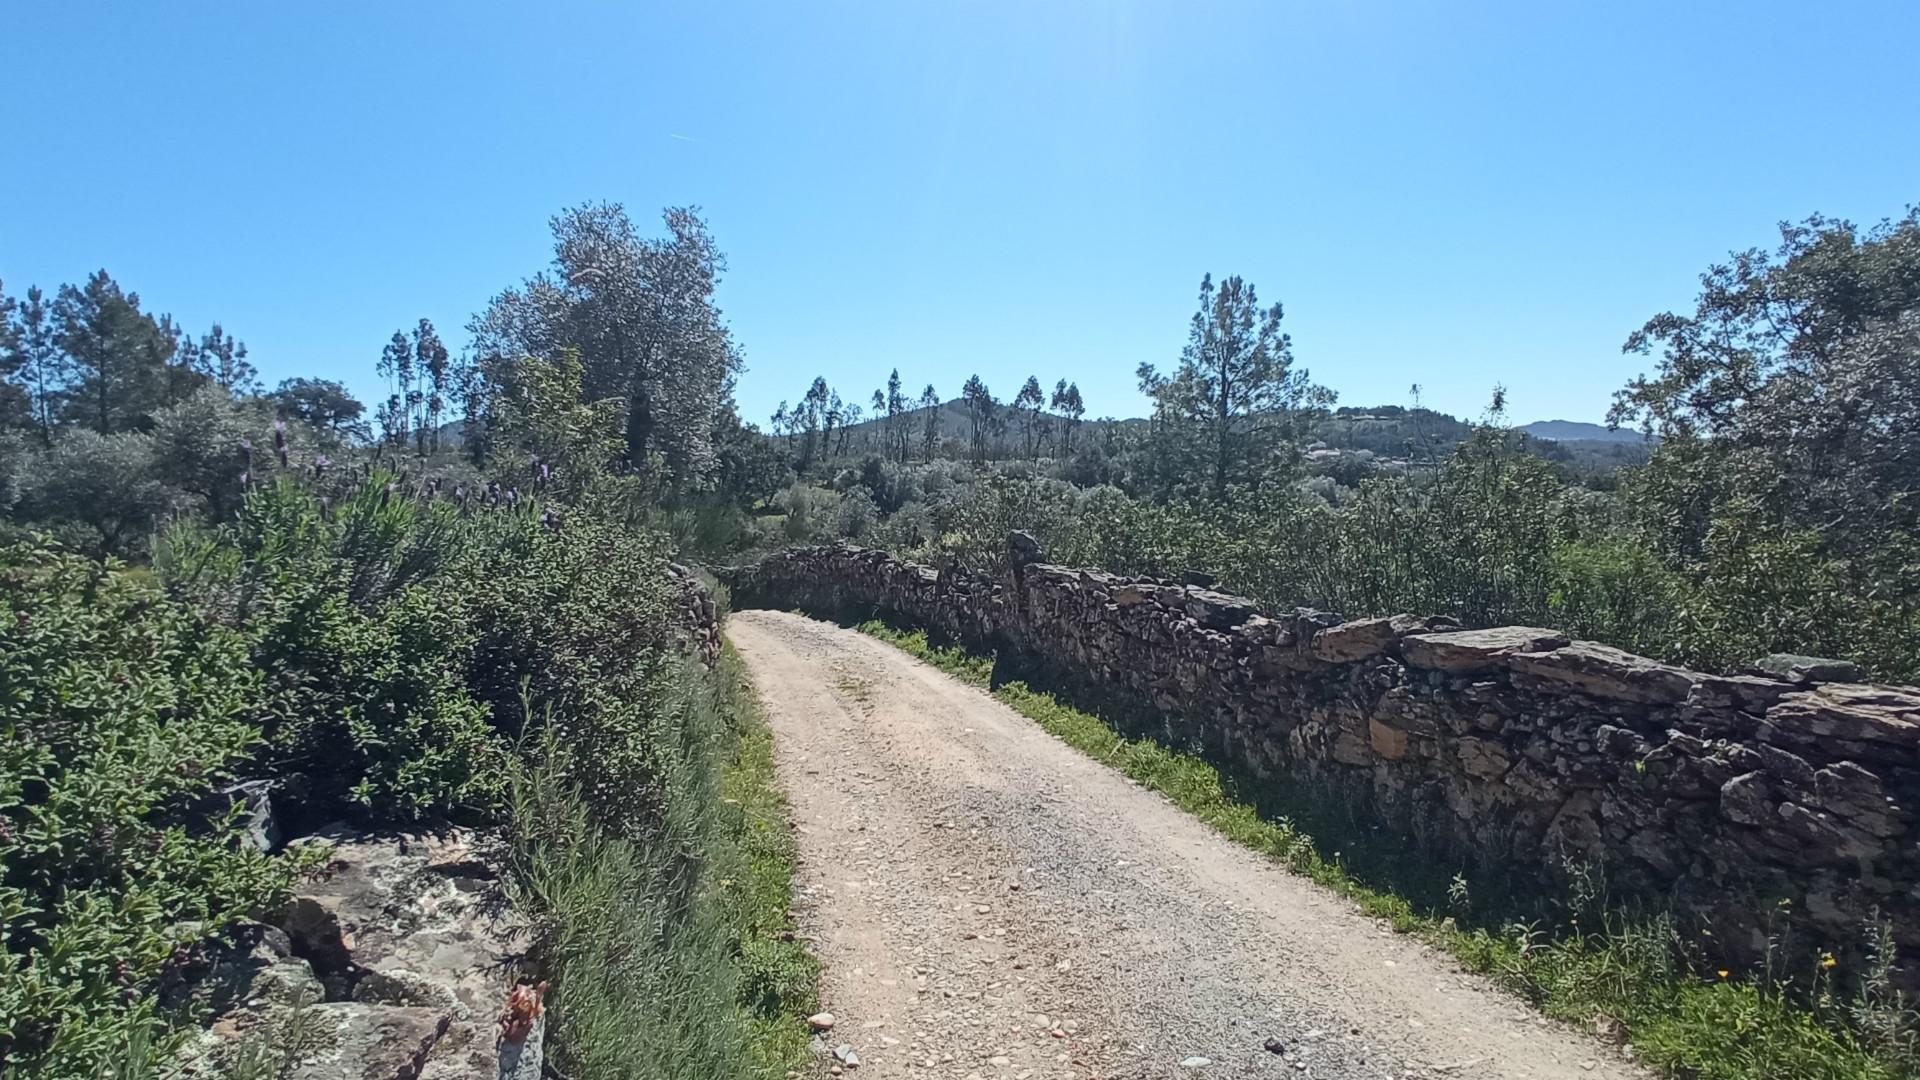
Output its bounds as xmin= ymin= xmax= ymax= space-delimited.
xmin=727 ymin=539 xmax=1920 ymax=977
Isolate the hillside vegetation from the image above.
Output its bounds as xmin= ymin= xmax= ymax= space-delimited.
xmin=732 ymin=208 xmax=1920 ymax=682
xmin=0 ymin=205 xmax=812 ymax=1078
xmin=2 ymin=194 xmax=1918 ymax=1078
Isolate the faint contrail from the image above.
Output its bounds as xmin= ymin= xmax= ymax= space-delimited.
xmin=669 ymin=133 xmax=698 ymax=142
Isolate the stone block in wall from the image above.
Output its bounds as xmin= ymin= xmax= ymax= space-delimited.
xmin=1764 ymin=683 xmax=1920 ymax=765
xmin=1809 ymin=761 xmax=1905 ymax=838
xmin=1367 ymin=718 xmax=1409 ymax=760
xmin=1183 ymin=588 xmax=1258 ymax=629
xmin=1751 ymin=653 xmax=1865 ymax=684
xmin=1455 ymin=736 xmax=1513 ymax=781
xmin=1309 ymin=616 xmax=1425 ymax=662
xmin=1508 ymin=641 xmax=1697 ymax=704
xmin=1401 ymin=626 xmax=1569 ymax=673
xmin=1689 ymin=673 xmax=1792 ymax=714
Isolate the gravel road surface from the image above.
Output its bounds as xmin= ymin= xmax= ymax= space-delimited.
xmin=729 ymin=609 xmax=1641 ymax=1080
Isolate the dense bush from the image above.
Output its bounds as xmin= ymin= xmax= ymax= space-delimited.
xmin=160 ymin=479 xmax=508 ymax=820
xmin=4 ymin=472 xmax=812 ymax=1077
xmin=0 ymin=540 xmax=292 ymax=1076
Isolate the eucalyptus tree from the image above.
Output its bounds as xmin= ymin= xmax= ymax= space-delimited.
xmin=918 ymin=383 xmax=941 ymax=460
xmin=413 ymin=319 xmax=451 ymax=451
xmin=882 ymin=368 xmax=910 ymax=461
xmin=1013 ymin=375 xmax=1046 ymax=459
xmin=376 ymin=329 xmax=413 ymax=446
xmin=960 ymin=375 xmax=996 ymax=462
xmin=1051 ymin=379 xmax=1085 ymax=455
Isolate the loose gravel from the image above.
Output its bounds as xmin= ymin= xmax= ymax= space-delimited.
xmin=729 ymin=610 xmax=1643 ymax=1080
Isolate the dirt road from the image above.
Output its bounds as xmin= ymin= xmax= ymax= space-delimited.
xmin=728 ymin=610 xmax=1640 ymax=1080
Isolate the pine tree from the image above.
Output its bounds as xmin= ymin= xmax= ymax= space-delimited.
xmin=53 ymin=271 xmax=180 ymax=434
xmin=8 ymin=286 xmax=65 ymax=441
xmin=1137 ymin=274 xmax=1330 ymax=498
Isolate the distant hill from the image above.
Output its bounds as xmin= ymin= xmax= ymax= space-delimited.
xmin=1517 ymin=420 xmax=1647 ymax=443
xmin=814 ymin=402 xmax=1651 ymax=474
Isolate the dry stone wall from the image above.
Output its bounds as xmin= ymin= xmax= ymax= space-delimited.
xmin=727 ymin=538 xmax=1920 ymax=978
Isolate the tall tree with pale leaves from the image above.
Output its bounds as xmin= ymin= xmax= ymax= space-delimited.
xmin=376 ymin=330 xmax=414 ymax=447
xmin=960 ymin=375 xmax=996 ymax=463
xmin=1013 ymin=375 xmax=1046 ymax=459
xmin=470 ymin=203 xmax=739 ymax=489
xmin=918 ymin=383 xmax=941 ymax=460
xmin=413 ymin=319 xmax=451 ymax=452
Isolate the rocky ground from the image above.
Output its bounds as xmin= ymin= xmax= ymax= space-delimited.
xmin=172 ymin=827 xmax=539 ymax=1080
xmin=729 ymin=609 xmax=1644 ymax=1080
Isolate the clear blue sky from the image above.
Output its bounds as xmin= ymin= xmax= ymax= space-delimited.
xmin=5 ymin=1 xmax=1916 ymax=427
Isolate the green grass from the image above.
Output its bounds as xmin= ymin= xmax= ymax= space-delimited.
xmin=856 ymin=620 xmax=1920 ymax=1080
xmin=715 ymin=645 xmax=822 ymax=1074
xmin=502 ymin=649 xmax=818 ymax=1080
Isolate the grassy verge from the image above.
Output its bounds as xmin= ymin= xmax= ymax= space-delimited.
xmin=856 ymin=620 xmax=1919 ymax=1080
xmin=503 ymin=647 xmax=817 ymax=1080
xmin=715 ymin=644 xmax=822 ymax=1074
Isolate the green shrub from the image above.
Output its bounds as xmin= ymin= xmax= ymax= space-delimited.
xmin=461 ymin=509 xmax=687 ymax=835
xmin=160 ymin=477 xmax=507 ymax=821
xmin=0 ymin=539 xmax=292 ymax=1077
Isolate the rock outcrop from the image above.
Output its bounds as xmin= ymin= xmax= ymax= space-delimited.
xmin=727 ymin=539 xmax=1920 ymax=980
xmin=176 ymin=828 xmax=538 ymax=1080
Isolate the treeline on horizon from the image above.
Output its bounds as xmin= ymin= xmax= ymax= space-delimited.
xmin=1 ymin=203 xmax=1917 ymax=683
xmin=742 ymin=207 xmax=1920 ymax=683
